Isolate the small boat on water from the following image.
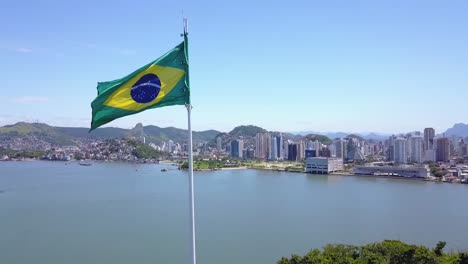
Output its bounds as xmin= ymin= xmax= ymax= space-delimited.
xmin=161 ymin=168 xmax=169 ymax=172
xmin=79 ymin=161 xmax=92 ymax=166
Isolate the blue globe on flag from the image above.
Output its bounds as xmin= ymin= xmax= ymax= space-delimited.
xmin=130 ymin=74 xmax=161 ymax=103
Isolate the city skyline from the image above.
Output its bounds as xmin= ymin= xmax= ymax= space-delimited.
xmin=1 ymin=1 xmax=467 ymax=132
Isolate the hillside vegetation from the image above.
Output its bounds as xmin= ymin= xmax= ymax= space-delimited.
xmin=0 ymin=122 xmax=221 ymax=147
xmin=304 ymin=134 xmax=332 ymax=145
xmin=228 ymin=125 xmax=267 ymax=138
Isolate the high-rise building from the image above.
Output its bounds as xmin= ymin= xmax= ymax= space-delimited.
xmin=329 ymin=143 xmax=336 ymax=157
xmin=276 ymin=133 xmax=283 ymax=160
xmin=268 ymin=134 xmax=283 ymax=160
xmin=255 ymin=133 xmax=263 ymax=159
xmin=394 ymin=138 xmax=407 ymax=164
xmin=306 ymin=140 xmax=314 ymax=150
xmin=283 ymin=140 xmax=289 ymax=160
xmin=175 ymin=143 xmax=182 ymax=154
xmin=245 ymin=148 xmax=255 ymax=159
xmin=436 ymin=137 xmax=450 ymax=162
xmin=288 ymin=143 xmax=297 ymax=161
xmin=216 ymin=137 xmax=222 ymax=150
xmin=307 ymin=140 xmax=320 ymax=157
xmin=297 ymin=141 xmax=305 ymax=161
xmin=320 ymin=148 xmax=331 ymax=158
xmin=424 ymin=128 xmax=435 ymax=151
xmin=334 ymin=139 xmax=344 ymax=159
xmin=230 ymin=140 xmax=243 ymax=158
xmin=168 ymin=140 xmax=174 ymax=154
xmin=255 ymin=133 xmax=271 ymax=159
xmin=461 ymin=139 xmax=468 ymax=156
xmin=270 ymin=136 xmax=278 ymax=160
xmin=387 ymin=145 xmax=394 ymax=161
xmin=409 ymin=136 xmax=423 ymax=163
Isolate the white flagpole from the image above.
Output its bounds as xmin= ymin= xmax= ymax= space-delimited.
xmin=186 ymin=104 xmax=196 ymax=264
xmin=184 ymin=18 xmax=197 ymax=264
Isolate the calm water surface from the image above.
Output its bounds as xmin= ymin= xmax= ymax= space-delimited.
xmin=1 ymin=161 xmax=467 ymax=264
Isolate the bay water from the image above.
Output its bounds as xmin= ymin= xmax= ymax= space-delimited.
xmin=1 ymin=161 xmax=467 ymax=264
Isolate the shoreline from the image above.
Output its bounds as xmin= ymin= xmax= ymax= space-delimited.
xmin=220 ymin=166 xmax=248 ymax=170
xmin=2 ymin=159 xmax=465 ymax=185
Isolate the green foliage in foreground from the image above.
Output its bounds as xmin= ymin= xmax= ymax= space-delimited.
xmin=278 ymin=240 xmax=468 ymax=264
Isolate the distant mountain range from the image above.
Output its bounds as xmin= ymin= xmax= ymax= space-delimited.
xmin=0 ymin=122 xmax=220 ymax=146
xmin=444 ymin=123 xmax=468 ymax=137
xmin=1 ymin=122 xmax=467 ymax=149
xmin=291 ymin=131 xmax=391 ymax=141
xmin=292 ymin=124 xmax=468 ymax=140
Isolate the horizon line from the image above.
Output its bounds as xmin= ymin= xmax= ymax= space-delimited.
xmin=0 ymin=120 xmax=464 ymax=137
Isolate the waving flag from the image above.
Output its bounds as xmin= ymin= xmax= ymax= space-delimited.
xmin=90 ymin=41 xmax=189 ymax=130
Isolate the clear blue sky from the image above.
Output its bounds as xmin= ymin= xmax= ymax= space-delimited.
xmin=1 ymin=0 xmax=467 ymax=134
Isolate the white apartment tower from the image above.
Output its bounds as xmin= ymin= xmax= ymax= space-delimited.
xmin=394 ymin=138 xmax=407 ymax=164
xmin=409 ymin=136 xmax=423 ymax=163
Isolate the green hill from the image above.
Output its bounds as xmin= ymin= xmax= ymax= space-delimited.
xmin=0 ymin=122 xmax=221 ymax=148
xmin=347 ymin=134 xmax=364 ymax=141
xmin=304 ymin=134 xmax=332 ymax=145
xmin=228 ymin=125 xmax=267 ymax=138
xmin=0 ymin=122 xmax=76 ymax=146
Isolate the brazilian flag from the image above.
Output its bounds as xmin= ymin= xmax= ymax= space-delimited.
xmin=90 ymin=38 xmax=189 ymax=131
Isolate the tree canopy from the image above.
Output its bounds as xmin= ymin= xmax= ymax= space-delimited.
xmin=278 ymin=240 xmax=467 ymax=264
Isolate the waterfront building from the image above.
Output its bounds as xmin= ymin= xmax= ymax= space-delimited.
xmin=276 ymin=133 xmax=283 ymax=160
xmin=255 ymin=133 xmax=271 ymax=159
xmin=270 ymin=135 xmax=278 ymax=160
xmin=436 ymin=137 xmax=450 ymax=162
xmin=288 ymin=143 xmax=297 ymax=161
xmin=409 ymin=136 xmax=423 ymax=163
xmin=334 ymin=139 xmax=345 ymax=159
xmin=305 ymin=157 xmax=344 ymax=174
xmin=297 ymin=141 xmax=305 ymax=161
xmin=230 ymin=140 xmax=243 ymax=158
xmin=394 ymin=138 xmax=407 ymax=164
xmin=268 ymin=133 xmax=283 ymax=160
xmin=424 ymin=128 xmax=435 ymax=151
xmin=283 ymin=140 xmax=289 ymax=160
xmin=354 ymin=165 xmax=430 ymax=178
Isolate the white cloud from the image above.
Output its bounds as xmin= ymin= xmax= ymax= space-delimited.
xmin=15 ymin=96 xmax=50 ymax=103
